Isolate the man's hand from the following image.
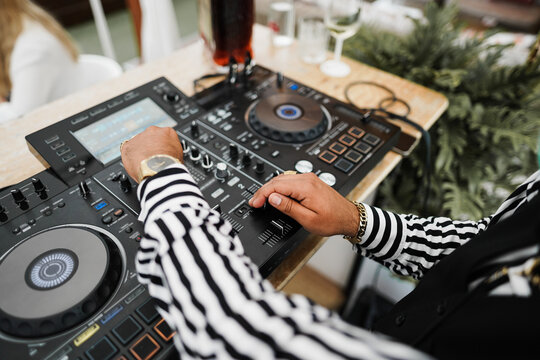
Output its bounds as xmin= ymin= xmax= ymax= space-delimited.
xmin=120 ymin=126 xmax=183 ymax=183
xmin=249 ymin=173 xmax=359 ymax=237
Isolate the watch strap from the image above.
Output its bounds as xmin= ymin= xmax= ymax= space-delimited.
xmin=137 ymin=154 xmax=181 ymax=183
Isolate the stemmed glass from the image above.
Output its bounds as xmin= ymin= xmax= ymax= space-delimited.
xmin=320 ymin=0 xmax=361 ymax=77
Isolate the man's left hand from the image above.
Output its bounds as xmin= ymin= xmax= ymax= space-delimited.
xmin=120 ymin=126 xmax=183 ymax=183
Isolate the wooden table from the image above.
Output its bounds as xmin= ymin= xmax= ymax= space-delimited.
xmin=0 ymin=25 xmax=448 ymax=289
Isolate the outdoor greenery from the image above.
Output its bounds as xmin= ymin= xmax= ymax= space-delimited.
xmin=344 ymin=2 xmax=540 ymax=219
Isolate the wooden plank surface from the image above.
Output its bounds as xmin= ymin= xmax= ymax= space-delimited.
xmin=0 ymin=24 xmax=447 ymax=288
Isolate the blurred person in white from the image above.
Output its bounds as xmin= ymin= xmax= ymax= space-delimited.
xmin=0 ymin=0 xmax=79 ymax=123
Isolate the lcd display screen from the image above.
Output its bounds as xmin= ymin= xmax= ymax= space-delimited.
xmin=73 ymin=98 xmax=177 ymax=165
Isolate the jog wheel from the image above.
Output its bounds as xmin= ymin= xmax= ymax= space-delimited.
xmin=246 ymin=93 xmax=331 ymax=144
xmin=0 ymin=227 xmax=124 ymax=338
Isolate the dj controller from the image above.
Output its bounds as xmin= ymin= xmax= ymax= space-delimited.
xmin=0 ymin=65 xmax=400 ymax=360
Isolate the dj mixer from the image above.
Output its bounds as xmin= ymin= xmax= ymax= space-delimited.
xmin=0 ymin=65 xmax=400 ymax=359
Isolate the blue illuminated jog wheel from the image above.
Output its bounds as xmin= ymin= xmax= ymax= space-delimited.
xmin=275 ymin=104 xmax=303 ymax=120
xmin=247 ymin=93 xmax=331 ymax=144
xmin=0 ymin=227 xmax=124 ymax=338
xmin=26 ymin=249 xmax=78 ymax=290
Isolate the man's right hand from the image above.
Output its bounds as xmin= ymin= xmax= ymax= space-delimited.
xmin=249 ymin=173 xmax=360 ymax=237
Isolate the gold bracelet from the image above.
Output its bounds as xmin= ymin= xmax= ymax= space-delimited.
xmin=343 ymin=201 xmax=368 ymax=244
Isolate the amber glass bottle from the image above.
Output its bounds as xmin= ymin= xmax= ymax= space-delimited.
xmin=198 ymin=0 xmax=255 ymax=66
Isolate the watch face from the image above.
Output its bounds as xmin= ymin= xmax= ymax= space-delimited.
xmin=147 ymin=156 xmax=178 ymax=172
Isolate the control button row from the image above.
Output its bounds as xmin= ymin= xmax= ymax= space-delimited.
xmin=317 ymin=127 xmax=381 ymax=174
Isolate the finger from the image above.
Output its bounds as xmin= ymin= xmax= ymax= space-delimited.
xmin=249 ymin=175 xmax=305 ymax=208
xmin=268 ymin=193 xmax=315 ymax=224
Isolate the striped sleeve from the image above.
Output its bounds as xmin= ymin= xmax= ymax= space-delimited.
xmin=136 ymin=164 xmax=432 ymax=360
xmin=354 ymin=170 xmax=540 ymax=280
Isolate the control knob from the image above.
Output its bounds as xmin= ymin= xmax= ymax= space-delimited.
xmin=242 ymin=153 xmax=252 ymax=167
xmin=0 ymin=205 xmax=7 ymax=222
xmin=229 ymin=144 xmax=238 ymax=159
xmin=78 ymin=181 xmax=90 ymax=199
xmin=255 ymin=160 xmax=265 ymax=175
xmin=277 ymin=72 xmax=284 ymax=88
xmin=164 ymin=91 xmax=180 ymax=103
xmin=11 ymin=189 xmax=27 ymax=207
xmin=190 ymin=121 xmax=199 ymax=138
xmin=295 ymin=160 xmax=313 ymax=174
xmin=202 ymin=154 xmax=213 ymax=171
xmin=318 ymin=172 xmax=337 ymax=187
xmin=190 ymin=147 xmax=201 ymax=163
xmin=181 ymin=139 xmax=190 ymax=155
xmin=215 ymin=162 xmax=229 ymax=181
xmin=119 ymin=175 xmax=132 ymax=193
xmin=32 ymin=178 xmax=47 ymax=198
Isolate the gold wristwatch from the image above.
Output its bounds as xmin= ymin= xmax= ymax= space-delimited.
xmin=138 ymin=154 xmax=182 ymax=183
xmin=343 ymin=201 xmax=368 ymax=244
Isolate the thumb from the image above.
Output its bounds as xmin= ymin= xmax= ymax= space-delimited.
xmin=268 ymin=193 xmax=313 ymax=222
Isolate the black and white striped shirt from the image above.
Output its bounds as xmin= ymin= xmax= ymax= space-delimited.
xmin=355 ymin=170 xmax=540 ymax=294
xmin=136 ymin=165 xmax=431 ymax=360
xmin=136 ymin=165 xmax=539 ymax=359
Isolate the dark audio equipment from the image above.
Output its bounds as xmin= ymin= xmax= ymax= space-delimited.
xmin=0 ymin=65 xmax=400 ymax=359
xmin=0 ymin=173 xmax=177 ymax=360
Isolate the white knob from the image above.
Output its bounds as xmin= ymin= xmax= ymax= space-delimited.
xmin=318 ymin=172 xmax=336 ymax=187
xmin=295 ymin=160 xmax=313 ymax=174
xmin=215 ymin=162 xmax=228 ymax=179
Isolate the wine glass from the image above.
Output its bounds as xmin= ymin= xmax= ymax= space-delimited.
xmin=320 ymin=0 xmax=361 ymax=77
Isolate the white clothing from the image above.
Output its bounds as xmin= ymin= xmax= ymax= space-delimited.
xmin=140 ymin=0 xmax=181 ymax=63
xmin=0 ymin=18 xmax=79 ymax=123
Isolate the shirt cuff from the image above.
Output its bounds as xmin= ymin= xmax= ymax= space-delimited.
xmin=136 ymin=163 xmax=204 ymax=222
xmin=352 ymin=203 xmax=407 ymax=262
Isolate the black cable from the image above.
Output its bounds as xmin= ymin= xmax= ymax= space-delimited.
xmin=344 ymin=81 xmax=398 ymax=105
xmin=378 ymin=96 xmax=411 ymax=118
xmin=344 ymin=81 xmax=431 ymax=212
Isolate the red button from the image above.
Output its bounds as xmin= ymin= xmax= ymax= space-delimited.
xmin=339 ymin=134 xmax=356 ymax=146
xmin=318 ymin=150 xmax=338 ymax=164
xmin=154 ymin=318 xmax=176 ymax=342
xmin=348 ymin=126 xmax=365 ymax=138
xmin=130 ymin=334 xmax=161 ymax=360
xmin=329 ymin=142 xmax=346 ymax=155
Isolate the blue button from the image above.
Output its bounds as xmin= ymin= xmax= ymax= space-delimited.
xmin=94 ymin=201 xmax=108 ymax=210
xmin=100 ymin=305 xmax=124 ymax=325
xmin=289 ymin=84 xmax=299 ymax=90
